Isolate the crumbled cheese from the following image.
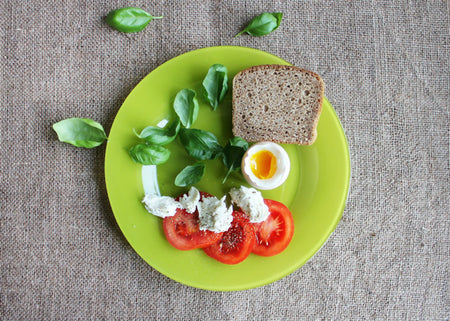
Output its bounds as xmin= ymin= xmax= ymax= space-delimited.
xmin=142 ymin=194 xmax=181 ymax=218
xmin=229 ymin=186 xmax=270 ymax=223
xmin=178 ymin=186 xmax=200 ymax=214
xmin=142 ymin=185 xmax=270 ymax=232
xmin=197 ymin=196 xmax=233 ymax=233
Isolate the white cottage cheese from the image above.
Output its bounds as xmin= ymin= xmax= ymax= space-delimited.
xmin=142 ymin=194 xmax=181 ymax=218
xmin=143 ymin=186 xmax=268 ymax=231
xmin=229 ymin=186 xmax=270 ymax=223
xmin=179 ymin=186 xmax=200 ymax=213
xmin=197 ymin=196 xmax=233 ymax=233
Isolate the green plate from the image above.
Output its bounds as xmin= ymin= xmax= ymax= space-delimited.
xmin=105 ymin=46 xmax=350 ymax=291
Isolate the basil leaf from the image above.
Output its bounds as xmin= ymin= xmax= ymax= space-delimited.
xmin=202 ymin=64 xmax=229 ymax=110
xmin=236 ymin=12 xmax=283 ymax=37
xmin=174 ymin=162 xmax=205 ymax=187
xmin=129 ymin=144 xmax=170 ymax=165
xmin=179 ymin=128 xmax=223 ymax=160
xmin=135 ymin=120 xmax=180 ymax=145
xmin=52 ymin=118 xmax=107 ymax=148
xmin=106 ymin=7 xmax=163 ymax=33
xmin=173 ymin=89 xmax=199 ymax=128
xmin=222 ymin=137 xmax=249 ymax=183
xmin=227 ymin=136 xmax=249 ymax=150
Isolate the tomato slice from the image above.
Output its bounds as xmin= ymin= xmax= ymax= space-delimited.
xmin=163 ymin=192 xmax=223 ymax=251
xmin=252 ymin=199 xmax=294 ymax=257
xmin=203 ymin=211 xmax=256 ymax=265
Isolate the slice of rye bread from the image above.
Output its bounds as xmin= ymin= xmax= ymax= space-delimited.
xmin=232 ymin=64 xmax=325 ymax=145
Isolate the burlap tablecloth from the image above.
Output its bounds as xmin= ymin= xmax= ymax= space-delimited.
xmin=1 ymin=1 xmax=448 ymax=320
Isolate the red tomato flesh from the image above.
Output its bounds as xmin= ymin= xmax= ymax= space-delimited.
xmin=163 ymin=192 xmax=223 ymax=251
xmin=203 ymin=211 xmax=256 ymax=265
xmin=252 ymin=199 xmax=294 ymax=257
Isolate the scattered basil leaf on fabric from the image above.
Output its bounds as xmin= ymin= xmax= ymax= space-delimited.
xmin=222 ymin=137 xmax=249 ymax=183
xmin=106 ymin=7 xmax=163 ymax=33
xmin=202 ymin=64 xmax=229 ymax=110
xmin=179 ymin=128 xmax=223 ymax=160
xmin=52 ymin=118 xmax=107 ymax=148
xmin=135 ymin=120 xmax=180 ymax=145
xmin=173 ymin=89 xmax=199 ymax=128
xmin=129 ymin=144 xmax=170 ymax=165
xmin=235 ymin=12 xmax=283 ymax=37
xmin=174 ymin=162 xmax=205 ymax=187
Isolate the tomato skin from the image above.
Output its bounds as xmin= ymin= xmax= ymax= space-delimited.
xmin=252 ymin=199 xmax=294 ymax=257
xmin=203 ymin=211 xmax=256 ymax=265
xmin=163 ymin=192 xmax=223 ymax=251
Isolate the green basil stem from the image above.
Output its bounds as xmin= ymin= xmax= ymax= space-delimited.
xmin=222 ymin=137 xmax=248 ymax=183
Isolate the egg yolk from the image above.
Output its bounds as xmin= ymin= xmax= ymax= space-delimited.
xmin=250 ymin=150 xmax=277 ymax=179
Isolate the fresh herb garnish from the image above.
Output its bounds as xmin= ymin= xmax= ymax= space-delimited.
xmin=129 ymin=143 xmax=170 ymax=165
xmin=134 ymin=120 xmax=180 ymax=146
xmin=222 ymin=137 xmax=249 ymax=183
xmin=106 ymin=7 xmax=163 ymax=33
xmin=174 ymin=162 xmax=205 ymax=187
xmin=173 ymin=89 xmax=199 ymax=128
xmin=179 ymin=128 xmax=223 ymax=161
xmin=236 ymin=12 xmax=283 ymax=37
xmin=52 ymin=118 xmax=107 ymax=148
xmin=202 ymin=64 xmax=229 ymax=110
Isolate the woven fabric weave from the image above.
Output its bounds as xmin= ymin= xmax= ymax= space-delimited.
xmin=1 ymin=1 xmax=448 ymax=320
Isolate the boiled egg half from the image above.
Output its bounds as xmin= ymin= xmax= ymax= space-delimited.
xmin=241 ymin=142 xmax=290 ymax=190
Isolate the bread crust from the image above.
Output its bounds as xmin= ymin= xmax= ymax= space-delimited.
xmin=232 ymin=64 xmax=324 ymax=145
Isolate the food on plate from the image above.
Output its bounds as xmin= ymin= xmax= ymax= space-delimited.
xmin=240 ymin=142 xmax=290 ymax=190
xmin=229 ymin=185 xmax=270 ymax=222
xmin=221 ymin=136 xmax=249 ymax=184
xmin=143 ymin=186 xmax=294 ymax=264
xmin=197 ymin=195 xmax=233 ymax=233
xmin=142 ymin=193 xmax=182 ymax=218
xmin=173 ymin=89 xmax=199 ymax=129
xmin=232 ymin=64 xmax=324 ymax=145
xmin=202 ymin=64 xmax=229 ymax=110
xmin=137 ymin=63 xmax=318 ymax=264
xmin=202 ymin=210 xmax=256 ymax=265
xmin=252 ymin=199 xmax=294 ymax=257
xmin=143 ymin=186 xmax=200 ymax=218
xmin=174 ymin=162 xmax=206 ymax=187
xmin=178 ymin=186 xmax=201 ymax=213
xmin=163 ymin=191 xmax=224 ymax=250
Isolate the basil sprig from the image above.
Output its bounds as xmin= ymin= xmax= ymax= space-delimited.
xmin=179 ymin=128 xmax=223 ymax=161
xmin=236 ymin=12 xmax=283 ymax=37
xmin=202 ymin=64 xmax=229 ymax=110
xmin=174 ymin=162 xmax=205 ymax=187
xmin=129 ymin=144 xmax=170 ymax=165
xmin=52 ymin=118 xmax=107 ymax=148
xmin=135 ymin=120 xmax=180 ymax=145
xmin=173 ymin=89 xmax=199 ymax=128
xmin=122 ymin=64 xmax=247 ymax=186
xmin=222 ymin=137 xmax=249 ymax=183
xmin=106 ymin=7 xmax=163 ymax=33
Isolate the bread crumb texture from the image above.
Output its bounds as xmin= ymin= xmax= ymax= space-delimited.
xmin=232 ymin=65 xmax=324 ymax=145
